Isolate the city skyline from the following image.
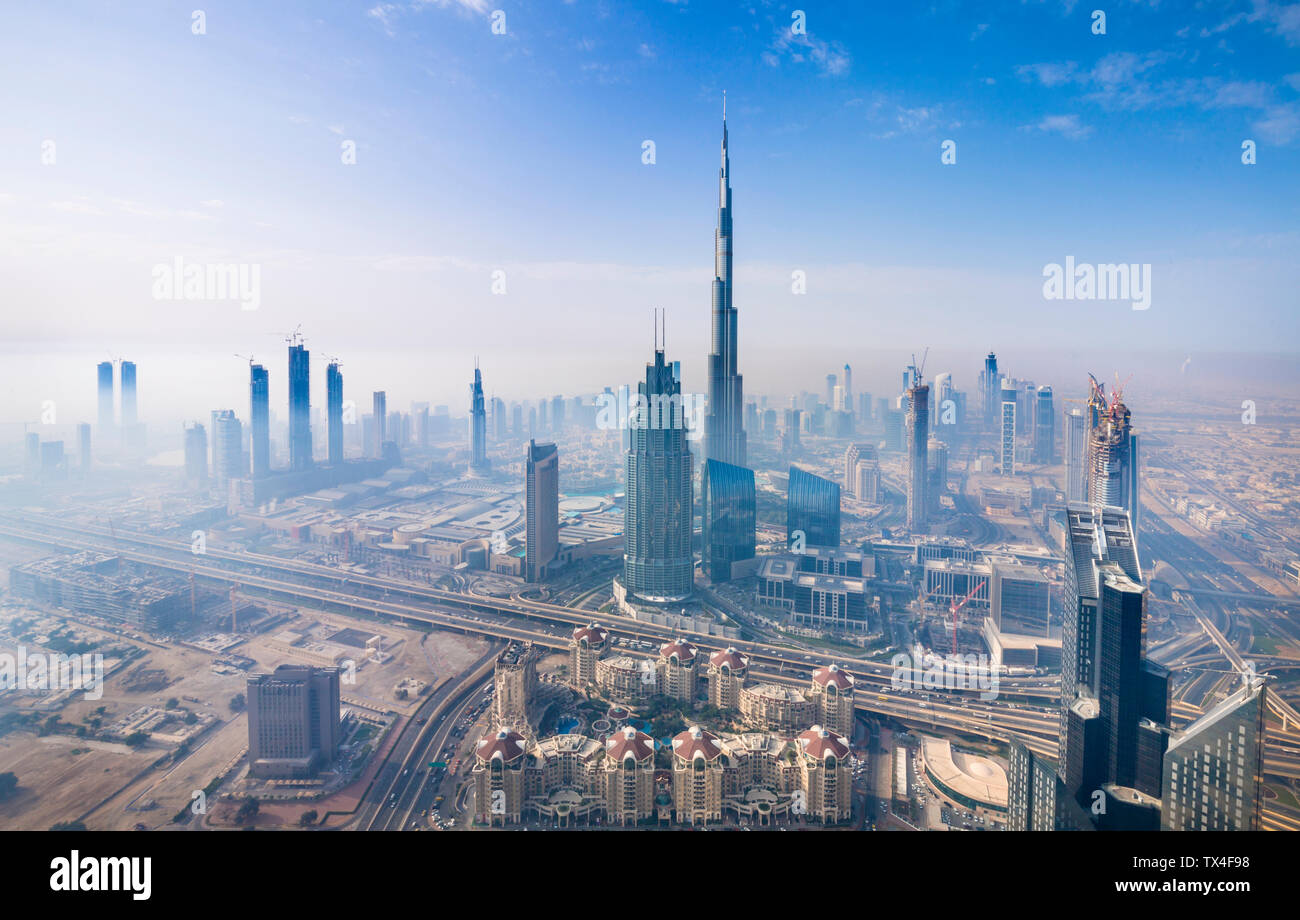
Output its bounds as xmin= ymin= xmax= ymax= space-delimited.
xmin=1 ymin=3 xmax=1297 ymax=404
xmin=0 ymin=1 xmax=1297 ymax=859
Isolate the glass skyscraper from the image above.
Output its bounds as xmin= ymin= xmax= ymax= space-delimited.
xmin=96 ymin=361 xmax=114 ymax=430
xmin=704 ymin=99 xmax=746 ymax=469
xmin=250 ymin=363 xmax=270 ymax=479
xmin=623 ymin=347 xmax=693 ymax=603
xmin=288 ymin=342 xmax=312 ymax=472
xmin=469 ymin=365 xmax=490 ymax=476
xmin=702 ymin=459 xmax=755 ymax=582
xmin=906 ymin=381 xmax=929 ymax=531
xmin=120 ymin=360 xmax=137 ymax=428
xmin=787 ymin=466 xmax=840 ymax=549
xmin=525 ymin=440 xmax=559 ymax=583
xmin=326 ymin=361 xmax=344 ymax=466
xmin=1162 ymin=675 xmax=1266 ymax=831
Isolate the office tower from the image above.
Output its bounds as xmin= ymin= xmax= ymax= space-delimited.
xmin=617 ymin=384 xmax=632 ymax=451
xmin=511 ymin=403 xmax=522 ymax=439
xmin=824 ymin=374 xmax=837 ymax=408
xmin=1065 ymin=408 xmax=1086 ymax=501
xmin=469 ymin=365 xmax=490 ymax=476
xmin=843 ymin=443 xmax=872 ymax=494
xmin=702 ymin=459 xmax=756 ymax=582
xmin=183 ymin=422 xmax=208 ymax=484
xmin=37 ymin=441 xmax=64 ymax=479
xmin=325 ymin=361 xmax=344 ymax=465
xmin=22 ymin=432 xmax=39 ymax=477
xmin=387 ymin=410 xmax=403 ymax=449
xmin=214 ymin=411 xmax=243 ymax=483
xmin=119 ymin=361 xmax=137 ymax=429
xmin=76 ymin=423 xmax=91 ymax=474
xmin=783 ymin=409 xmax=802 ymax=448
xmin=744 ymin=401 xmax=759 ymax=438
xmin=854 ymin=450 xmax=880 ymax=503
xmin=372 ymin=391 xmax=387 ymax=458
xmin=1000 ymin=379 xmax=1016 ymax=476
xmin=249 ymin=363 xmax=270 ymax=478
xmin=843 ymin=364 xmax=852 ymax=414
xmin=1096 ymin=567 xmax=1146 ymax=788
xmin=982 ymin=352 xmax=999 ymax=427
xmin=761 ymin=408 xmax=776 ymax=440
xmin=1162 ymin=674 xmax=1266 ymax=831
xmin=929 ymin=439 xmax=948 ymax=510
xmin=246 ymin=665 xmax=342 ymax=779
xmin=1008 ymin=740 xmax=1060 ymax=831
xmin=1087 ymin=378 xmax=1140 ymax=538
xmin=858 ymin=392 xmax=872 ymax=423
xmin=704 ymin=101 xmax=747 ymax=469
xmin=906 ymin=380 xmax=929 ymax=531
xmin=623 ymin=345 xmax=694 ymax=603
xmin=1033 ymin=385 xmax=1055 ymax=463
xmin=989 ymin=561 xmax=1050 ymax=637
xmin=551 ymin=394 xmax=565 ymax=432
xmin=528 ymin=405 xmax=537 ymax=437
xmin=96 ymin=361 xmax=114 ymax=430
xmin=525 ymin=440 xmax=559 ymax=583
xmin=288 ymin=341 xmax=312 ymax=471
xmin=787 ymin=466 xmax=840 ymax=549
xmin=1057 ymin=504 xmax=1167 ymax=808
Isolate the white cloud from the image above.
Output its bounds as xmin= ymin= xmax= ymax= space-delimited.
xmin=1033 ymin=114 xmax=1093 ymax=139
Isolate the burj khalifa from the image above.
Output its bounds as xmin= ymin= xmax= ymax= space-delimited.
xmin=704 ymin=97 xmax=746 ymax=469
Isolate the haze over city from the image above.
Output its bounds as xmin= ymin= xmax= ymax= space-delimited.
xmin=0 ymin=0 xmax=1297 ymax=894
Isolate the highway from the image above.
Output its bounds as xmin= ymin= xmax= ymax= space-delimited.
xmin=0 ymin=513 xmax=1064 ymax=754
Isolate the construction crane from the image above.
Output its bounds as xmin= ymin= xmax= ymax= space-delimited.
xmin=234 ymin=353 xmax=256 ymax=367
xmin=947 ymin=579 xmax=986 ymax=655
xmin=283 ymin=324 xmax=304 ymax=347
xmin=908 ymin=347 xmax=930 ymax=389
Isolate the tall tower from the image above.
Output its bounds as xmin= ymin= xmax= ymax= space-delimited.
xmin=704 ymin=96 xmax=746 ymax=469
xmin=1000 ymin=378 xmax=1017 ymax=476
xmin=843 ymin=364 xmax=853 ymax=415
xmin=120 ymin=361 xmax=138 ymax=428
xmin=906 ymin=376 xmax=930 ymax=532
xmin=1034 ymin=386 xmax=1055 ymax=464
xmin=288 ymin=340 xmax=312 ymax=472
xmin=525 ymin=440 xmax=559 ymax=583
xmin=1064 ymin=408 xmax=1086 ymax=501
xmin=96 ymin=361 xmax=114 ymax=431
xmin=250 ymin=363 xmax=270 ymax=479
xmin=624 ymin=343 xmax=694 ymax=603
xmin=1087 ymin=378 xmax=1140 ymax=540
xmin=372 ymin=391 xmax=387 ymax=458
xmin=326 ymin=361 xmax=344 ymax=465
xmin=469 ymin=363 xmax=490 ymax=476
xmin=982 ymin=352 xmax=999 ymax=427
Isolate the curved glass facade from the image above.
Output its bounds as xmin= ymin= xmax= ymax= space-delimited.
xmin=702 ymin=459 xmax=755 ymax=582
xmin=786 ymin=466 xmax=841 ymax=549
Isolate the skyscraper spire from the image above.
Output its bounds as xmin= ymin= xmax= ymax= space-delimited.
xmin=705 ymin=100 xmax=746 ymax=468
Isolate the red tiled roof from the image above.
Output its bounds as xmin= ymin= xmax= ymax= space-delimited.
xmin=671 ymin=725 xmax=721 ymax=762
xmin=476 ymin=729 xmax=527 ymax=763
xmin=798 ymin=725 xmax=850 ymax=760
xmin=660 ymin=638 xmax=698 ymax=663
xmin=572 ymin=623 xmax=608 ymax=646
xmin=708 ymin=646 xmax=749 ymax=670
xmin=606 ymin=725 xmax=654 ymax=762
xmin=811 ymin=663 xmax=855 ymax=689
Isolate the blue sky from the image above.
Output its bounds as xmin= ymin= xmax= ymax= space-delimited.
xmin=0 ymin=0 xmax=1298 ymax=418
